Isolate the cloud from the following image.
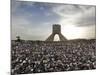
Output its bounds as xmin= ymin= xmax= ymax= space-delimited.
xmin=52 ymin=4 xmax=82 ymax=17
xmin=11 ymin=1 xmax=96 ymax=40
xmin=75 ymin=6 xmax=96 ymax=26
xmin=11 ymin=14 xmax=52 ymax=40
xmin=51 ymin=4 xmax=96 ymax=27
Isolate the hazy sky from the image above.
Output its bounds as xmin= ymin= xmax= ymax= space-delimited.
xmin=11 ymin=0 xmax=96 ymax=40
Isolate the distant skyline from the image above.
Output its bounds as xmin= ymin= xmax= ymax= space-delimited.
xmin=11 ymin=0 xmax=96 ymax=40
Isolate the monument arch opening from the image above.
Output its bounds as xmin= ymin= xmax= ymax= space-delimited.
xmin=54 ymin=34 xmax=60 ymax=41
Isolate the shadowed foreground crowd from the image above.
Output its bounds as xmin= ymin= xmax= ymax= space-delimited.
xmin=11 ymin=39 xmax=96 ymax=74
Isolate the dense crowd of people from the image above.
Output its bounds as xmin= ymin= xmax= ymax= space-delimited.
xmin=11 ymin=39 xmax=96 ymax=74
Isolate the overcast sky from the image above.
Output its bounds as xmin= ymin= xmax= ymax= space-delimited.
xmin=11 ymin=0 xmax=96 ymax=40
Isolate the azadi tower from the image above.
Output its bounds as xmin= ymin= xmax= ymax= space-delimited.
xmin=46 ymin=24 xmax=67 ymax=41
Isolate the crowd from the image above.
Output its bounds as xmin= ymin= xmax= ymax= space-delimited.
xmin=11 ymin=39 xmax=96 ymax=74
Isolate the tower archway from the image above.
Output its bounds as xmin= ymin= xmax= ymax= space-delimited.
xmin=45 ymin=24 xmax=67 ymax=41
xmin=54 ymin=34 xmax=60 ymax=41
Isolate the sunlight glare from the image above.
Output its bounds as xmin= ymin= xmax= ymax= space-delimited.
xmin=62 ymin=25 xmax=85 ymax=40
